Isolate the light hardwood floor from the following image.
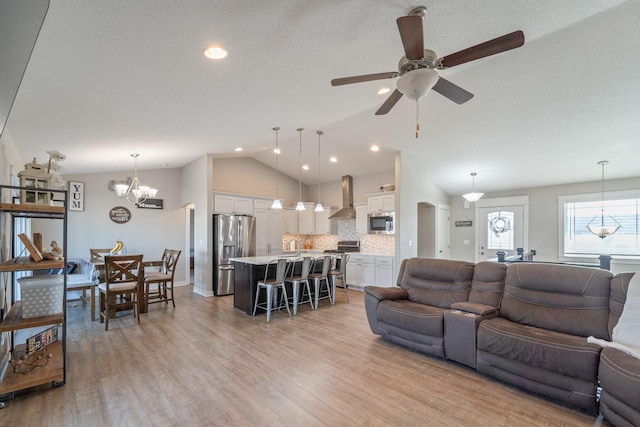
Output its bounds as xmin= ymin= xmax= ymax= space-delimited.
xmin=1 ymin=286 xmax=611 ymax=426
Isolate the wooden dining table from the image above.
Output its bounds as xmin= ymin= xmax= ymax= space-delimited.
xmin=90 ymin=258 xmax=163 ymax=316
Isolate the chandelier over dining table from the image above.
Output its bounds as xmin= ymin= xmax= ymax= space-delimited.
xmin=114 ymin=153 xmax=158 ymax=206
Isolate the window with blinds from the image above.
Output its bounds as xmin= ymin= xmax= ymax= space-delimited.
xmin=562 ymin=194 xmax=640 ymax=257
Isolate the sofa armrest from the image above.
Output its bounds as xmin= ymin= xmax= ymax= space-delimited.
xmin=364 ymin=285 xmax=408 ymax=301
xmin=451 ymin=302 xmax=497 ymax=316
xmin=364 ymin=286 xmax=408 ymax=336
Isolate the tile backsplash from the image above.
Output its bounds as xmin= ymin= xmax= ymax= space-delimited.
xmin=282 ymin=218 xmax=394 ymax=255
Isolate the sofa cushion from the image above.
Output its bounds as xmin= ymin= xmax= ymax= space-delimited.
xmin=468 ymin=261 xmax=506 ymax=309
xmin=377 ymin=299 xmax=446 ymax=338
xmin=377 ymin=299 xmax=447 ymax=356
xmin=478 ymin=317 xmax=601 ymax=382
xmin=399 ymin=258 xmax=474 ymax=308
xmin=500 ymin=263 xmax=612 ymax=339
xmin=599 ymin=347 xmax=640 ymax=426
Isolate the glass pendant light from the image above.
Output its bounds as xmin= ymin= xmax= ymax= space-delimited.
xmin=314 ymin=130 xmax=324 ymax=212
xmin=114 ymin=153 xmax=158 ymax=206
xmin=462 ymin=172 xmax=484 ymax=202
xmin=587 ymin=160 xmax=621 ymax=239
xmin=295 ymin=128 xmax=305 ymax=211
xmin=270 ymin=127 xmax=282 ymax=210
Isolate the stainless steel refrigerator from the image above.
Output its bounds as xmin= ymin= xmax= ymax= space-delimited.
xmin=213 ymin=214 xmax=256 ymax=296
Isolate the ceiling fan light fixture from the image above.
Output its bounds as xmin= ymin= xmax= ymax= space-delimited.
xmin=396 ymin=68 xmax=439 ymax=100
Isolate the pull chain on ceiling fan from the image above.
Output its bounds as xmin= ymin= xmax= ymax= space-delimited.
xmin=331 ymin=6 xmax=525 ymax=137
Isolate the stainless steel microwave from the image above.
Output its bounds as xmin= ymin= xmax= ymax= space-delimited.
xmin=368 ymin=212 xmax=395 ymax=234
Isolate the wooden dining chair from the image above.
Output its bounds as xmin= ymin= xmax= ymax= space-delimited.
xmin=98 ymin=254 xmax=143 ymax=331
xmin=90 ymin=248 xmax=112 ymax=262
xmin=144 ymin=249 xmax=181 ymax=311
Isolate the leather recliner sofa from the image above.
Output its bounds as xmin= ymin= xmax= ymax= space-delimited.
xmin=364 ymin=257 xmax=639 ymax=425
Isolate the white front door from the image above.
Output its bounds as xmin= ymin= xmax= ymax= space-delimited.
xmin=475 ymin=196 xmax=529 ymax=262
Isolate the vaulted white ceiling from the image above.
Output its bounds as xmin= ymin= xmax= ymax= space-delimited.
xmin=6 ymin=0 xmax=639 ymax=195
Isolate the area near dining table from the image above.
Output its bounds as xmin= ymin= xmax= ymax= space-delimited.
xmin=87 ymin=257 xmax=164 ymax=317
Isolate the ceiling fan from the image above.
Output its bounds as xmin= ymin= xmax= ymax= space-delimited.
xmin=331 ymin=6 xmax=525 ymax=120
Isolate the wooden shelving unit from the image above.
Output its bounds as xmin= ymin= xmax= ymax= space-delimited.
xmin=0 ymin=185 xmax=67 ymax=399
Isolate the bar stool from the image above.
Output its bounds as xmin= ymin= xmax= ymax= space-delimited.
xmin=252 ymin=259 xmax=290 ymax=322
xmin=328 ymin=253 xmax=350 ymax=303
xmin=309 ymin=255 xmax=332 ymax=308
xmin=285 ymin=257 xmax=314 ymax=314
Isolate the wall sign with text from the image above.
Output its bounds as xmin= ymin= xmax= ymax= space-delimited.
xmin=137 ymin=198 xmax=163 ymax=209
xmin=109 ymin=206 xmax=131 ymax=224
xmin=69 ymin=181 xmax=84 ymax=211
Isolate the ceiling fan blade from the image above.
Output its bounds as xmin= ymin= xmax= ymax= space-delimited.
xmin=431 ymin=78 xmax=474 ymax=105
xmin=438 ymin=30 xmax=524 ymax=68
xmin=375 ymin=89 xmax=403 ymax=115
xmin=396 ymin=15 xmax=424 ymax=60
xmin=331 ymin=72 xmax=398 ymax=86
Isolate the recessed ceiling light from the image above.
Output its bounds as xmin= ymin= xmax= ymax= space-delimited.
xmin=234 ymin=147 xmax=243 ymax=152
xmin=302 ymin=164 xmax=309 ymax=170
xmin=204 ymin=46 xmax=228 ymax=60
xmin=377 ymin=87 xmax=391 ymax=95
xmin=273 ymin=148 xmax=280 ymax=154
xmin=330 ymin=156 xmax=337 ymax=163
xmin=370 ymin=145 xmax=380 ymax=152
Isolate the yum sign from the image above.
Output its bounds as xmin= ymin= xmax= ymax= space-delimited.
xmin=69 ymin=181 xmax=84 ymax=211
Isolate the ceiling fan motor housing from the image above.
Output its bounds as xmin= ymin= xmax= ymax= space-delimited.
xmin=398 ymin=49 xmax=438 ymax=74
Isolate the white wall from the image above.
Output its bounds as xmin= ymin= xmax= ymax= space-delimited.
xmin=181 ymin=154 xmax=211 ymax=296
xmin=396 ymin=151 xmax=449 ymax=263
xmin=32 ymin=167 xmax=188 ymax=284
xmin=211 ymin=157 xmax=394 ymax=210
xmin=449 ymin=176 xmax=640 ymax=273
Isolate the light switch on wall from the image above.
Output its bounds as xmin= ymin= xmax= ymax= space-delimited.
xmin=464 ymin=240 xmax=469 ymax=245
xmin=408 ymin=240 xmax=412 ymax=246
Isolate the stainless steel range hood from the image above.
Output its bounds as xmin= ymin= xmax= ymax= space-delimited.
xmin=329 ymin=175 xmax=356 ymax=219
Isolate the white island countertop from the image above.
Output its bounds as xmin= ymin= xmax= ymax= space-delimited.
xmin=229 ymin=255 xmax=300 ymax=265
xmin=229 ymin=252 xmax=394 ymax=265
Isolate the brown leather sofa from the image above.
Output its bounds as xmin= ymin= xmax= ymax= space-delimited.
xmin=364 ymin=257 xmax=639 ymax=424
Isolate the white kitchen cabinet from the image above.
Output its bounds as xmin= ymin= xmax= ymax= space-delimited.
xmin=368 ymin=193 xmax=395 ymax=213
xmin=282 ymin=208 xmax=298 ymax=234
xmin=253 ymin=198 xmax=271 ymax=210
xmin=374 ymin=256 xmax=395 ymax=287
xmin=254 ymin=209 xmax=283 ymax=256
xmin=214 ymin=194 xmax=254 ymax=214
xmin=297 ymin=203 xmax=315 ymax=234
xmin=346 ymin=255 xmax=374 ymax=288
xmin=314 ymin=207 xmax=335 ymax=235
xmin=355 ymin=204 xmax=368 ymax=235
xmin=346 ymin=255 xmax=394 ymax=288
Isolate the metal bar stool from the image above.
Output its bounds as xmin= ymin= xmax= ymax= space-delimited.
xmin=285 ymin=257 xmax=314 ymax=314
xmin=252 ymin=259 xmax=290 ymax=322
xmin=309 ymin=255 xmax=332 ymax=309
xmin=328 ymin=253 xmax=349 ymax=303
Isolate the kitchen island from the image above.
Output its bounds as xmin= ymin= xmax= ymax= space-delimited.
xmin=229 ymin=253 xmax=325 ymax=314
